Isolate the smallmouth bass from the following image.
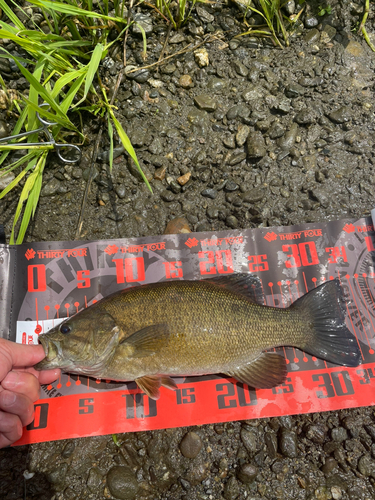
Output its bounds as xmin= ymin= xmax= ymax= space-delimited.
xmin=35 ymin=275 xmax=361 ymax=399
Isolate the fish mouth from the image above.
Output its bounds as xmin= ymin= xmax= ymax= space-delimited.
xmin=36 ymin=336 xmax=59 ymax=368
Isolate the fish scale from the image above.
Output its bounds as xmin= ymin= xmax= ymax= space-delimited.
xmin=35 ymin=276 xmax=361 ymax=400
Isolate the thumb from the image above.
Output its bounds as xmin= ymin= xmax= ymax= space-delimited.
xmin=0 ymin=339 xmax=45 ymax=381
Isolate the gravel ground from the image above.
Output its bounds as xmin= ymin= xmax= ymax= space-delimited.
xmin=1 ymin=0 xmax=375 ymax=498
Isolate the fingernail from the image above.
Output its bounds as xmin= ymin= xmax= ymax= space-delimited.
xmin=3 ymin=371 xmax=19 ymax=390
xmin=2 ymin=391 xmax=16 ymax=406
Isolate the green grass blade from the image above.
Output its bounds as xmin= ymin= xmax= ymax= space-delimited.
xmin=75 ymin=43 xmax=104 ymax=106
xmin=23 ymin=100 xmax=74 ymax=130
xmin=0 ymin=152 xmax=36 ymax=176
xmin=51 ymin=68 xmax=85 ymax=99
xmin=9 ymin=156 xmax=38 ymax=244
xmin=60 ymin=73 xmax=86 ymax=114
xmin=16 ymin=152 xmax=47 ymax=243
xmin=3 ymin=51 xmax=68 ymax=119
xmin=0 ymin=159 xmax=35 ymax=200
xmin=28 ymin=60 xmax=45 ymax=132
xmin=134 ymin=23 xmax=147 ymax=59
xmin=107 ymin=115 xmax=114 ymax=171
xmin=0 ymin=0 xmax=26 ymax=30
xmin=110 ymin=113 xmax=152 ymax=193
xmin=28 ymin=0 xmax=127 ymax=24
xmin=0 ymin=106 xmax=28 ymax=166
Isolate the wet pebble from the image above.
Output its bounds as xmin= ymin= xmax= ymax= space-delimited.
xmin=164 ymin=216 xmax=191 ymax=234
xmin=224 ymin=180 xmax=239 ymax=192
xmin=61 ymin=441 xmax=75 ymax=458
xmin=273 ymin=97 xmax=291 ymax=115
xmin=223 ymin=135 xmax=236 ymax=149
xmin=161 ymin=63 xmax=176 ymax=74
xmin=0 ymin=119 xmax=8 ymax=139
xmin=357 ymin=454 xmax=375 ymax=477
xmin=196 ymin=220 xmax=211 ymax=232
xmin=321 ymin=24 xmax=337 ymax=43
xmin=226 ymin=215 xmax=239 ymax=229
xmin=240 ymin=427 xmax=258 ymax=455
xmin=285 ymin=82 xmax=305 ymax=98
xmin=321 ymin=457 xmax=338 ymax=474
xmin=278 ymin=123 xmax=298 ymax=150
xmin=328 ymin=107 xmax=351 ymax=124
xmin=180 ymin=431 xmax=202 ymax=458
xmin=160 ymin=190 xmax=175 ymax=202
xmin=154 ymin=166 xmax=167 ymax=181
xmin=304 ymin=15 xmax=319 ymax=28
xmin=148 ymin=137 xmax=163 ymax=155
xmin=194 ymin=47 xmax=209 ymax=67
xmin=207 ymin=77 xmax=226 ymax=91
xmin=167 ymin=178 xmax=181 ymax=194
xmin=132 ymin=13 xmax=153 ymax=34
xmin=242 ymin=188 xmax=265 ymax=203
xmin=106 ymin=466 xmax=139 ymax=500
xmin=87 ymin=467 xmax=102 ymax=493
xmin=169 ymin=33 xmax=186 ymax=43
xmin=294 ymin=110 xmax=316 ymax=125
xmin=47 ymin=463 xmax=68 ymax=485
xmin=223 ymin=476 xmax=240 ymax=500
xmin=0 ymin=171 xmax=15 ymax=191
xmin=115 ymin=185 xmax=126 ymax=199
xmin=229 ymin=152 xmax=247 ymax=165
xmin=196 ymin=5 xmax=215 ymax=23
xmin=227 ymin=105 xmax=241 ymax=120
xmin=0 ymin=59 xmax=11 ymax=74
xmin=265 ymin=432 xmax=278 ymax=459
xmin=41 ymin=177 xmax=61 ymax=196
xmin=331 ymin=427 xmax=347 ymax=443
xmin=246 ymin=131 xmax=267 ymax=159
xmin=298 ymin=76 xmax=324 ymax=87
xmin=179 ymin=75 xmax=193 ymax=88
xmin=9 ymin=52 xmax=27 ymax=72
xmin=177 ymin=172 xmax=191 ymax=185
xmin=207 ymin=206 xmax=219 ymax=219
xmin=194 ymin=94 xmax=217 ymax=112
xmin=279 ymin=428 xmax=298 ymax=458
xmin=305 ymin=423 xmax=327 ymax=444
xmin=236 ymin=125 xmax=250 ymax=146
xmin=233 ymin=60 xmax=248 ymax=77
xmin=268 ymin=121 xmax=285 ymax=139
xmin=126 ymin=68 xmax=150 ymax=84
xmin=201 ymin=188 xmax=218 ymax=199
xmin=284 ymin=0 xmax=295 ymax=15
xmin=237 ymin=463 xmax=258 ymax=484
xmin=71 ymin=167 xmax=82 ymax=179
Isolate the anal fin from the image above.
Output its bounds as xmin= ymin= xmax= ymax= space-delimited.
xmin=160 ymin=376 xmax=178 ymax=391
xmin=225 ymin=352 xmax=287 ymax=389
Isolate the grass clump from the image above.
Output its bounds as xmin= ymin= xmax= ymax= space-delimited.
xmin=155 ymin=0 xmax=206 ymax=30
xmin=0 ymin=0 xmax=150 ymax=244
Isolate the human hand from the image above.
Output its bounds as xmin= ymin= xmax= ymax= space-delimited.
xmin=0 ymin=338 xmax=60 ymax=448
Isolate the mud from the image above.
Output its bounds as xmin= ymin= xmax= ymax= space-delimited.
xmin=1 ymin=0 xmax=375 ymax=498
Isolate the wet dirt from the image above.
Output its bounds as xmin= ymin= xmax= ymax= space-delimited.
xmin=1 ymin=0 xmax=375 ymax=498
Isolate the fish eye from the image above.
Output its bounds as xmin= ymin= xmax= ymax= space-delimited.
xmin=60 ymin=323 xmax=71 ymax=335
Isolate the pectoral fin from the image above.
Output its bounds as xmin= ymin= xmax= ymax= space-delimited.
xmin=120 ymin=324 xmax=170 ymax=358
xmin=136 ymin=375 xmax=178 ymax=400
xmin=225 ymin=352 xmax=287 ymax=389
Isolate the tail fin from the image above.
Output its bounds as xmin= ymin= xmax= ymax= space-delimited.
xmin=291 ymin=279 xmax=361 ymax=367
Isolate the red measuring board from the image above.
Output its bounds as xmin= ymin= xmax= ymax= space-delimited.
xmin=0 ymin=216 xmax=374 ymax=445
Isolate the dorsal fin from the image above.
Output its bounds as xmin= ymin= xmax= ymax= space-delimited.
xmin=204 ymin=273 xmax=264 ymax=304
